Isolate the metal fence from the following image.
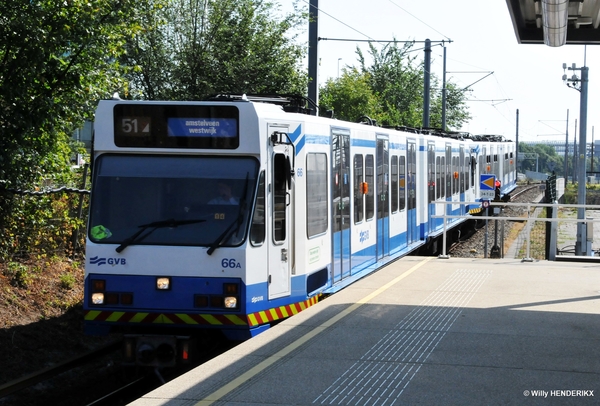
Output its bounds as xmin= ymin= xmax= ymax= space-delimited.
xmin=436 ymin=201 xmax=600 ymax=261
xmin=0 ymin=165 xmax=90 ymax=262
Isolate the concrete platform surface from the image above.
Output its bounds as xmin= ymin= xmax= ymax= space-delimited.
xmin=130 ymin=256 xmax=600 ymax=405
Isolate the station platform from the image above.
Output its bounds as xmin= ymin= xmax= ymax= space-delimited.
xmin=130 ymin=256 xmax=600 ymax=405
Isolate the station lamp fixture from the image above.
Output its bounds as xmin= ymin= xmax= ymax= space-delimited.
xmin=541 ymin=0 xmax=569 ymax=47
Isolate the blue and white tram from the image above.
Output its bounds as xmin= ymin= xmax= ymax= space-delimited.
xmin=83 ymin=97 xmax=515 ymax=366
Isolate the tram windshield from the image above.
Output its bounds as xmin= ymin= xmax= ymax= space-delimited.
xmin=88 ymin=155 xmax=259 ymax=250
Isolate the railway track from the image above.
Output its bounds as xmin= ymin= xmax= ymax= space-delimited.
xmin=84 ymin=336 xmax=237 ymax=406
xmin=0 ymin=333 xmax=236 ymax=406
xmin=0 ymin=340 xmax=122 ymax=399
xmin=509 ymin=184 xmax=542 ymax=201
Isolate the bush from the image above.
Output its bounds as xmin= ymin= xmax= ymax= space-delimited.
xmin=5 ymin=262 xmax=34 ymax=288
xmin=59 ymin=273 xmax=77 ymax=290
xmin=0 ymin=163 xmax=90 ymax=263
xmin=563 ymin=183 xmax=600 ymax=205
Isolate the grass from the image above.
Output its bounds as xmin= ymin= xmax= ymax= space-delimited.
xmin=516 ymin=208 xmax=548 ymax=260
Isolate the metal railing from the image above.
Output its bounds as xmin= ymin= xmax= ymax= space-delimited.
xmin=434 ymin=201 xmax=600 ymax=261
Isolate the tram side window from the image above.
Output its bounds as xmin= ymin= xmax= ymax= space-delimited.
xmin=435 ymin=157 xmax=440 ymax=199
xmin=408 ymin=150 xmax=416 ymax=210
xmin=470 ymin=156 xmax=476 ymax=187
xmin=391 ymin=155 xmax=398 ymax=213
xmin=306 ymin=153 xmax=328 ymax=238
xmin=494 ymin=154 xmax=499 ymax=177
xmin=399 ymin=156 xmax=406 ymax=210
xmin=445 ymin=145 xmax=452 ymax=197
xmin=428 ymin=144 xmax=435 ymax=203
xmin=354 ymin=154 xmax=364 ymax=223
xmin=365 ymin=154 xmax=375 ymax=220
xmin=509 ymin=152 xmax=515 ymax=180
xmin=464 ymin=157 xmax=469 ymax=192
xmin=439 ymin=156 xmax=445 ymax=198
xmin=250 ymin=171 xmax=265 ymax=246
xmin=452 ymin=156 xmax=457 ymax=195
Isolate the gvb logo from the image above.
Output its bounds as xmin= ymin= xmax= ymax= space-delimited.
xmin=90 ymin=256 xmax=107 ymax=266
xmin=89 ymin=256 xmax=127 ymax=266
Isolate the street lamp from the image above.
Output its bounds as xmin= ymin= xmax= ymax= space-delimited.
xmin=337 ymin=58 xmax=342 ymax=78
xmin=563 ymin=62 xmax=590 ymax=256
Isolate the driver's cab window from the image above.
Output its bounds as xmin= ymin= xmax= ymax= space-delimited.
xmin=250 ymin=171 xmax=265 ymax=245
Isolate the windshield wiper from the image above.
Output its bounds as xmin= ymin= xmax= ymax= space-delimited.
xmin=206 ymin=218 xmax=239 ymax=256
xmin=115 ymin=218 xmax=205 ymax=253
xmin=207 ymin=173 xmax=250 ymax=255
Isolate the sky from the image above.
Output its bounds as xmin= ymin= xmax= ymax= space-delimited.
xmin=281 ymin=0 xmax=600 ymax=144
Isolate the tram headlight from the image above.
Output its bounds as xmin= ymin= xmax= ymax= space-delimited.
xmin=224 ymin=296 xmax=237 ymax=308
xmin=91 ymin=292 xmax=104 ymax=305
xmin=156 ymin=277 xmax=171 ymax=290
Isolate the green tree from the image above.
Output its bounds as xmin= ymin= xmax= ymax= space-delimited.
xmin=319 ymin=68 xmax=382 ymax=122
xmin=123 ymin=0 xmax=174 ymax=99
xmin=123 ymin=0 xmax=309 ymax=100
xmin=519 ymin=143 xmax=564 ymax=175
xmin=429 ymin=81 xmax=471 ymax=130
xmin=0 ymin=0 xmax=146 ymax=186
xmin=0 ymin=0 xmax=149 ymax=258
xmin=358 ymin=41 xmax=423 ymax=127
xmin=320 ymin=41 xmax=471 ymax=130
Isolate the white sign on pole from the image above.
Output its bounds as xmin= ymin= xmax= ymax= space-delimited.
xmin=481 ymin=189 xmax=496 ymax=199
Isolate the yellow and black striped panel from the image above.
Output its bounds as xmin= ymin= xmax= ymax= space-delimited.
xmin=84 ymin=295 xmax=321 ymax=328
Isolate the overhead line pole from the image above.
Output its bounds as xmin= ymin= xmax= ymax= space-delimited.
xmin=577 ymin=66 xmax=589 ymax=256
xmin=564 ymin=109 xmax=569 ymax=181
xmin=441 ymin=45 xmax=447 ymax=130
xmin=576 ymin=119 xmax=579 ymax=183
xmin=516 ymin=109 xmax=519 ymax=172
xmin=563 ymin=63 xmax=589 ymax=256
xmin=307 ymin=0 xmax=319 ymax=115
xmin=423 ymin=39 xmax=431 ymax=128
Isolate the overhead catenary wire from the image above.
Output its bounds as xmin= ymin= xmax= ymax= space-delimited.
xmin=302 ymin=0 xmax=452 ymax=46
xmin=301 ymin=0 xmax=376 ymax=41
xmin=317 ymin=37 xmax=452 ymax=55
xmin=387 ymin=0 xmax=451 ymax=41
xmin=300 ymin=0 xmax=516 ymax=136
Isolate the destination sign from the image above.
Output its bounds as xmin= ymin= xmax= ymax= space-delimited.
xmin=167 ymin=118 xmax=237 ymax=138
xmin=113 ymin=104 xmax=240 ymax=149
xmin=116 ymin=116 xmax=151 ymax=136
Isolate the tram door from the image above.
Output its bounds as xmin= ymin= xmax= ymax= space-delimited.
xmin=268 ymin=125 xmax=292 ymax=300
xmin=376 ymin=137 xmax=390 ymax=259
xmin=407 ymin=141 xmax=418 ymax=244
xmin=331 ymin=129 xmax=351 ymax=282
